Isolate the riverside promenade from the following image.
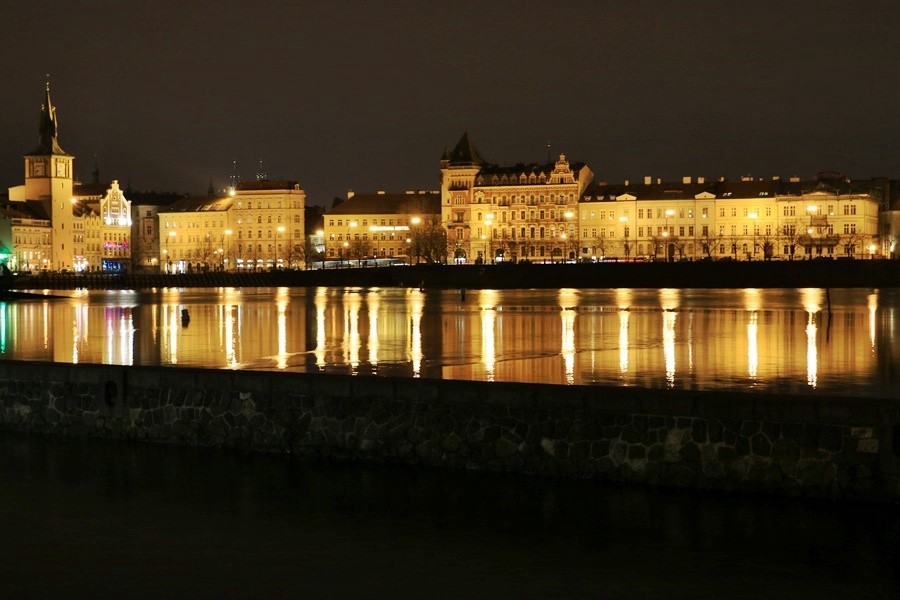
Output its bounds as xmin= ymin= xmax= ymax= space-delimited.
xmin=3 ymin=258 xmax=900 ymax=291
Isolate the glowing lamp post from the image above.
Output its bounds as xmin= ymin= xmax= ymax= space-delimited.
xmin=411 ymin=216 xmax=421 ymax=264
xmin=749 ymin=213 xmax=758 ymax=260
xmin=316 ymin=230 xmax=324 ymax=269
xmin=664 ymin=209 xmax=674 ymax=262
xmin=166 ymin=230 xmax=176 ymax=273
xmin=620 ymin=216 xmax=629 ymax=260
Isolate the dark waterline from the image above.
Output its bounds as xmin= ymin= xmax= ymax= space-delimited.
xmin=1 ymin=434 xmax=897 ymax=599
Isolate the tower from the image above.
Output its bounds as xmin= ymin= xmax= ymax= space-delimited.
xmin=24 ymin=80 xmax=76 ymax=271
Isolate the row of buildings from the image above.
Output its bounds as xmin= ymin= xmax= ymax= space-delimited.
xmin=3 ymin=85 xmax=900 ymax=274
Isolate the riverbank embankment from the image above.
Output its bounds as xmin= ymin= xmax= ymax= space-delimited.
xmin=3 ymin=259 xmax=899 ymax=291
xmin=1 ymin=361 xmax=898 ymax=502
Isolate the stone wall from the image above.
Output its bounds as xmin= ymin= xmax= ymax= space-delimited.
xmin=1 ymin=361 xmax=898 ymax=501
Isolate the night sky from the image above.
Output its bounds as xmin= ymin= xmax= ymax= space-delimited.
xmin=3 ymin=0 xmax=900 ymax=206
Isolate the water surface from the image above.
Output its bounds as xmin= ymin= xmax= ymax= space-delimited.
xmin=2 ymin=286 xmax=898 ymax=397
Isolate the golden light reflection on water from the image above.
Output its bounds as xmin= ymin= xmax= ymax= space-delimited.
xmin=479 ymin=290 xmax=498 ymax=381
xmin=1 ymin=287 xmax=898 ymax=397
xmin=744 ymin=289 xmax=760 ymax=380
xmin=410 ymin=291 xmax=424 ymax=377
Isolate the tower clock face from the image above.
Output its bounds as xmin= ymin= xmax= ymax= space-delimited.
xmin=56 ymin=161 xmax=66 ymax=177
xmin=33 ymin=161 xmax=45 ymax=177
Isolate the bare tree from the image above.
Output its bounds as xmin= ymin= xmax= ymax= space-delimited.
xmin=194 ymin=233 xmax=216 ymax=271
xmin=779 ymin=221 xmax=803 ymax=260
xmin=840 ymin=231 xmax=870 ymax=258
xmin=696 ymin=227 xmax=719 ymax=260
xmin=649 ymin=235 xmax=666 ymax=260
xmin=404 ymin=211 xmax=446 ymax=264
xmin=349 ymin=236 xmax=370 ymax=266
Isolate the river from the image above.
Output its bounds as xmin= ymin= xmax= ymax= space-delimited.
xmin=1 ymin=286 xmax=898 ymax=397
xmin=1 ymin=433 xmax=897 ymax=598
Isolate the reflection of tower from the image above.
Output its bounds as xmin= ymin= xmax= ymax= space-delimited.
xmin=416 ymin=290 xmax=445 ymax=379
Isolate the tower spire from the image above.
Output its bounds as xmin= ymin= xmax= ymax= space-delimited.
xmin=30 ymin=76 xmax=68 ymax=156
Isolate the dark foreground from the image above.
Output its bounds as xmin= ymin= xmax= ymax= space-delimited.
xmin=0 ymin=433 xmax=897 ymax=599
xmin=3 ymin=259 xmax=900 ymax=291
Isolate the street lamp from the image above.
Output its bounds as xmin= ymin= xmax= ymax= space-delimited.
xmin=749 ymin=213 xmax=758 ymax=260
xmin=342 ymin=241 xmax=349 ymax=267
xmin=167 ymin=230 xmax=176 ymax=273
xmin=223 ymin=230 xmax=232 ymax=271
xmin=485 ymin=213 xmax=494 ymax=263
xmin=664 ymin=209 xmax=674 ymax=262
xmin=316 ymin=230 xmax=324 ymax=269
xmin=410 ymin=216 xmax=421 ymax=264
xmin=620 ymin=216 xmax=629 ymax=261
xmin=348 ymin=221 xmax=358 ymax=266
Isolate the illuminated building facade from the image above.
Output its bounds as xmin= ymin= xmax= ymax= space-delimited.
xmin=440 ymin=133 xmax=594 ymax=263
xmin=72 ymin=180 xmax=133 ymax=271
xmin=157 ymin=181 xmax=307 ymax=272
xmin=323 ymin=191 xmax=441 ymax=264
xmin=579 ymin=175 xmax=885 ymax=261
xmin=230 ymin=181 xmax=307 ymax=270
xmin=157 ymin=195 xmax=233 ymax=273
xmin=2 ymin=83 xmax=133 ymax=272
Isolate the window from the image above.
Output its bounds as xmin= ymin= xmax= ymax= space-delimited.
xmin=719 ymin=207 xmax=725 ymax=217
xmin=843 ymin=204 xmax=857 ymax=215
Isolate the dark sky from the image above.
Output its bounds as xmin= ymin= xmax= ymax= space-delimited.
xmin=4 ymin=0 xmax=900 ymax=206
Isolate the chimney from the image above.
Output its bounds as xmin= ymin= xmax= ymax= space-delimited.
xmin=624 ymin=179 xmax=629 ymax=186
xmin=644 ymin=176 xmax=652 ymax=185
xmin=698 ymin=176 xmax=705 ymax=184
xmin=682 ymin=176 xmax=692 ymax=184
xmin=789 ymin=176 xmax=800 ymax=183
xmin=347 ymin=189 xmax=354 ymax=199
xmin=657 ymin=178 xmax=661 ymax=184
xmin=377 ymin=191 xmax=386 ymax=195
xmin=772 ymin=176 xmax=780 ymax=181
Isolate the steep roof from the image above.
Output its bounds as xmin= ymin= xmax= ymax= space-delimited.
xmin=326 ymin=192 xmax=441 ymax=216
xmin=235 ymin=180 xmax=301 ymax=192
xmin=446 ymin=132 xmax=487 ymax=167
xmin=158 ymin=196 xmax=233 ymax=213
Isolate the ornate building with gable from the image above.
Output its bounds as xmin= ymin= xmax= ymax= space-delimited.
xmin=440 ymin=133 xmax=594 ymax=262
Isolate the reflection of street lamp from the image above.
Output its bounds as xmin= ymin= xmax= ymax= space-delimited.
xmin=664 ymin=209 xmax=674 ymax=262
xmin=620 ymin=216 xmax=629 ymax=260
xmin=749 ymin=213 xmax=757 ymax=260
